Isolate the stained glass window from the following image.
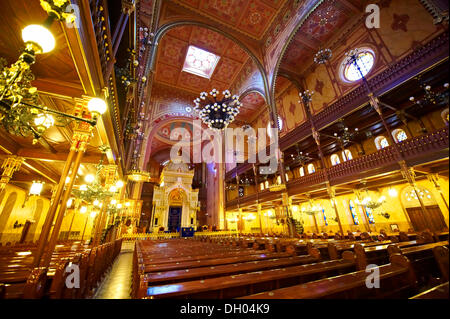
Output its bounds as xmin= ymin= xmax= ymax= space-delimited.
xmin=349 ymin=200 xmax=359 ymax=225
xmin=299 ymin=167 xmax=305 ymax=177
xmin=375 ymin=136 xmax=389 ymax=150
xmin=308 ymin=164 xmax=315 ymax=174
xmin=365 ymin=207 xmax=375 ymax=224
xmin=331 ymin=154 xmax=341 ymax=166
xmin=322 ymin=208 xmax=328 ymax=226
xmin=342 ymin=150 xmax=353 ymax=161
xmin=395 ymin=130 xmax=408 ymax=142
xmin=344 ymin=51 xmax=375 ymax=82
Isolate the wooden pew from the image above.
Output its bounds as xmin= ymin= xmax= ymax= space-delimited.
xmin=145 ymin=250 xmax=321 ymax=286
xmin=387 ymin=241 xmax=449 ymax=285
xmin=410 ymin=282 xmax=449 ymax=299
xmin=240 ymin=254 xmax=417 ymax=299
xmin=138 ymin=251 xmax=357 ymax=299
xmin=140 ymin=251 xmax=296 ymax=273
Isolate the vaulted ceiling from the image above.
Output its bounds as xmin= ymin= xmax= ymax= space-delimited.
xmin=144 ymin=0 xmax=369 ymax=163
xmin=168 ymin=0 xmax=289 ymax=40
xmin=155 ymin=26 xmax=249 ymax=93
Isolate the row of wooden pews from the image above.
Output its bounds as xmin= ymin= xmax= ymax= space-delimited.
xmin=0 ymin=239 xmax=122 ymax=299
xmin=133 ymin=230 xmax=449 ymax=299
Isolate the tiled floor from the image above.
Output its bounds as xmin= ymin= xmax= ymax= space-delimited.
xmin=94 ymin=242 xmax=134 ymax=299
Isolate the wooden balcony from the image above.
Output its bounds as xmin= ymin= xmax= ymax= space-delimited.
xmin=226 ymin=127 xmax=449 ymax=210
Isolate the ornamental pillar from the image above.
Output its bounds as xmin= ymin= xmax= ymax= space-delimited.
xmin=93 ymin=165 xmax=117 ymax=245
xmin=428 ymin=173 xmax=449 ymax=212
xmin=42 ymin=129 xmax=91 ymax=267
xmin=0 ymin=156 xmax=24 ymax=192
xmin=400 ymin=162 xmax=433 ymax=230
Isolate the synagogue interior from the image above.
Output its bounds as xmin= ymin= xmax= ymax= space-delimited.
xmin=0 ymin=0 xmax=449 ymax=301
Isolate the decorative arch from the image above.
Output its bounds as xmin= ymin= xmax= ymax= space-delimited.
xmin=0 ymin=192 xmax=18 ymax=238
xmin=28 ymin=198 xmax=44 ymax=241
xmin=375 ymin=136 xmax=390 ymax=150
xmin=330 ymin=154 xmax=341 ymax=166
xmin=269 ymin=0 xmax=324 ymax=110
xmin=401 ymin=186 xmax=438 ymax=208
xmin=147 ymin=21 xmax=271 ymax=102
xmin=392 ymin=128 xmax=408 ymax=143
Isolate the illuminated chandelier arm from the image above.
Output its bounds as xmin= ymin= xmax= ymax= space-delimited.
xmin=20 ymin=101 xmax=97 ymax=126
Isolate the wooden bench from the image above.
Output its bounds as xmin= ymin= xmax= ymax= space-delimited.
xmin=138 ymin=251 xmax=357 ymax=299
xmin=410 ymin=282 xmax=449 ymax=299
xmin=387 ymin=241 xmax=449 ymax=285
xmin=240 ymin=254 xmax=417 ymax=299
xmin=144 ymin=250 xmax=321 ymax=286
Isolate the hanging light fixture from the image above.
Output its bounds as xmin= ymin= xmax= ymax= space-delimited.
xmin=193 ymin=89 xmax=241 ymax=130
xmin=409 ymin=79 xmax=449 ymax=106
xmin=333 ymin=119 xmax=359 ymax=144
xmin=0 ymin=1 xmax=106 ymax=144
xmin=71 ymin=147 xmax=119 ymax=204
xmin=29 ymin=181 xmax=45 ymax=196
xmin=314 ymin=48 xmax=332 ymax=65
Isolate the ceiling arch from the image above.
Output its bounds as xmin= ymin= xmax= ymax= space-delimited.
xmin=270 ymin=0 xmax=364 ymax=114
xmin=146 ymin=20 xmax=270 ymax=100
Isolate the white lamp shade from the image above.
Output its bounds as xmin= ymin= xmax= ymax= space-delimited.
xmin=22 ymin=25 xmax=55 ymax=53
xmin=85 ymin=174 xmax=95 ymax=183
xmin=29 ymin=182 xmax=44 ymax=195
xmin=115 ymin=180 xmax=124 ymax=188
xmin=34 ymin=113 xmax=54 ymax=128
xmin=388 ymin=189 xmax=398 ymax=197
xmin=87 ymin=98 xmax=107 ymax=115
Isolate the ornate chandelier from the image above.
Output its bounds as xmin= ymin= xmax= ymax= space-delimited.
xmin=355 ymin=196 xmax=386 ymax=210
xmin=301 ymin=202 xmax=322 ymax=216
xmin=0 ymin=0 xmax=106 ymax=144
xmin=314 ymin=48 xmax=332 ymax=65
xmin=127 ymin=170 xmax=151 ymax=182
xmin=72 ymin=147 xmax=123 ymax=204
xmin=333 ymin=119 xmax=359 ymax=144
xmin=193 ymin=89 xmax=241 ymax=130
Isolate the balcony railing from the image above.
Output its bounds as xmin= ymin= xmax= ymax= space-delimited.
xmin=226 ymin=127 xmax=449 ymax=209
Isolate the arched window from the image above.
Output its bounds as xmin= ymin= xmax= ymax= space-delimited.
xmin=330 ymin=154 xmax=341 ymax=166
xmin=299 ymin=167 xmax=305 ymax=177
xmin=277 ymin=176 xmax=282 ymax=184
xmin=342 ymin=49 xmax=375 ymax=82
xmin=307 ymin=164 xmax=316 ymax=174
xmin=342 ymin=149 xmax=353 ymax=161
xmin=285 ymin=173 xmax=289 ymax=182
xmin=365 ymin=207 xmax=375 ymax=224
xmin=260 ymin=183 xmax=265 ymax=191
xmin=322 ymin=207 xmax=328 ymax=226
xmin=392 ymin=129 xmax=408 ymax=143
xmin=0 ymin=192 xmax=18 ymax=237
xmin=348 ymin=200 xmax=359 ymax=225
xmin=28 ymin=199 xmax=44 ymax=241
xmin=264 ymin=181 xmax=269 ymax=189
xmin=375 ymin=136 xmax=389 ymax=150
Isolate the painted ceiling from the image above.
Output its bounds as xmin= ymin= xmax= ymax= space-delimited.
xmin=155 ymin=25 xmax=249 ymax=94
xmin=169 ymin=0 xmax=289 ymax=39
xmin=148 ymin=0 xmax=365 ymax=158
xmin=281 ymin=0 xmax=361 ymax=72
xmin=238 ymin=92 xmax=266 ymax=121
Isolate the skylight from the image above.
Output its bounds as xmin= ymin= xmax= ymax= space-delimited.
xmin=182 ymin=46 xmax=220 ymax=79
